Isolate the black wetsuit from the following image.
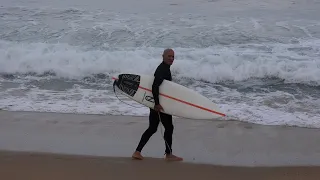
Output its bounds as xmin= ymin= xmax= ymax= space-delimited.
xmin=135 ymin=61 xmax=173 ymax=154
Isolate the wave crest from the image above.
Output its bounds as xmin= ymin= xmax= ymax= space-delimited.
xmin=0 ymin=40 xmax=319 ymax=86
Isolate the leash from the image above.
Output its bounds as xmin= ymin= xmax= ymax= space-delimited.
xmin=158 ymin=111 xmax=173 ymax=155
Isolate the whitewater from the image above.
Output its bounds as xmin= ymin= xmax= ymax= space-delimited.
xmin=0 ymin=0 xmax=320 ymax=128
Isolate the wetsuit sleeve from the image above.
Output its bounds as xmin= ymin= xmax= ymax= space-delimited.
xmin=152 ymin=67 xmax=164 ymax=105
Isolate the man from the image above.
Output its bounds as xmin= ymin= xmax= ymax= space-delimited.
xmin=131 ymin=48 xmax=183 ymax=161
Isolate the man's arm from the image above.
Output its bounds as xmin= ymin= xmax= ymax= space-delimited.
xmin=152 ymin=66 xmax=165 ymax=105
xmin=152 ymin=75 xmax=164 ymax=105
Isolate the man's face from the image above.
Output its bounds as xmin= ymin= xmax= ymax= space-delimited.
xmin=163 ymin=50 xmax=174 ymax=65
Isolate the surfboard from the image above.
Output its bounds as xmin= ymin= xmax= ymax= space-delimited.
xmin=112 ymin=73 xmax=226 ymax=119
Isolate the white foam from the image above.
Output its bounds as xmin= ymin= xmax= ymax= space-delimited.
xmin=0 ymin=82 xmax=319 ymax=128
xmin=0 ymin=85 xmax=149 ymax=116
xmin=1 ymin=40 xmax=319 ymax=86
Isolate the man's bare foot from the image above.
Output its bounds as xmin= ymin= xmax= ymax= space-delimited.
xmin=164 ymin=154 xmax=183 ymax=161
xmin=132 ymin=151 xmax=144 ymax=160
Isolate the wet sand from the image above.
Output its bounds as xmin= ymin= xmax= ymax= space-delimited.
xmin=1 ymin=110 xmax=320 ymax=180
xmin=1 ymin=150 xmax=320 ymax=180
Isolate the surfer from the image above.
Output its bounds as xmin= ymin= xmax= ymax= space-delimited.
xmin=132 ymin=48 xmax=183 ymax=161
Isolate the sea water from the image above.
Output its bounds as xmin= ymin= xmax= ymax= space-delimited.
xmin=1 ymin=0 xmax=320 ymax=128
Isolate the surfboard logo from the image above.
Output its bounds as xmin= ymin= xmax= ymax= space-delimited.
xmin=141 ymin=92 xmax=154 ymax=103
xmin=144 ymin=95 xmax=154 ymax=103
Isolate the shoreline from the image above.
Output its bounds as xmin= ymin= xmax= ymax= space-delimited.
xmin=1 ymin=109 xmax=319 ymax=130
xmin=1 ymin=110 xmax=320 ymax=167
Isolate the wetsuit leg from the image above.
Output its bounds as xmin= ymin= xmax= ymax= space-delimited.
xmin=135 ymin=109 xmax=160 ymax=152
xmin=159 ymin=112 xmax=174 ymax=154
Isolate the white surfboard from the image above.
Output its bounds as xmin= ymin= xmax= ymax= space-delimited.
xmin=112 ymin=73 xmax=226 ymax=120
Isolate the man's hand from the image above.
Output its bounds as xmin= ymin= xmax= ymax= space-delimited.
xmin=154 ymin=104 xmax=163 ymax=112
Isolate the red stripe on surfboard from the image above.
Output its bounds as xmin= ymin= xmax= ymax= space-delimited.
xmin=112 ymin=77 xmax=226 ymax=117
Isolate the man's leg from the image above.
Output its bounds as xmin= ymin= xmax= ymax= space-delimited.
xmin=159 ymin=112 xmax=183 ymax=161
xmin=159 ymin=113 xmax=173 ymax=154
xmin=132 ymin=109 xmax=159 ymax=159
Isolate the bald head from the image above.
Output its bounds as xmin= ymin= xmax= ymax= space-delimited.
xmin=162 ymin=48 xmax=174 ymax=65
xmin=163 ymin=48 xmax=174 ymax=55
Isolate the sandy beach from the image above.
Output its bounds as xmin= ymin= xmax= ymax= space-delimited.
xmin=1 ymin=150 xmax=320 ymax=180
xmin=1 ymin=110 xmax=320 ymax=179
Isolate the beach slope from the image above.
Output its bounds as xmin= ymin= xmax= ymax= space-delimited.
xmin=1 ymin=110 xmax=320 ymax=167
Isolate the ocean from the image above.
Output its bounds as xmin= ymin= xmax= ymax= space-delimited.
xmin=1 ymin=0 xmax=319 ymax=128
